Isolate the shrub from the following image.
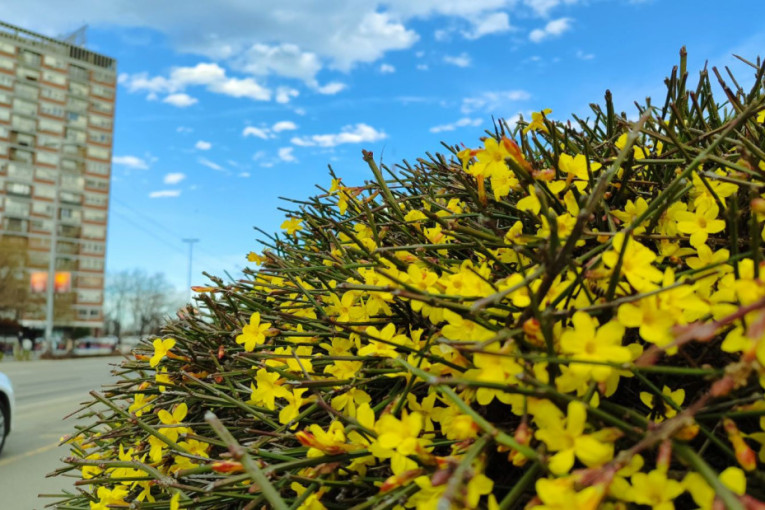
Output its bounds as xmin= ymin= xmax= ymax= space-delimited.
xmin=53 ymin=51 xmax=765 ymax=509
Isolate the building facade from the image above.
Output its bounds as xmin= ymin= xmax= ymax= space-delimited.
xmin=0 ymin=21 xmax=115 ymax=333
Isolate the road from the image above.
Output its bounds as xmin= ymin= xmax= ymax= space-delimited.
xmin=0 ymin=356 xmax=124 ymax=510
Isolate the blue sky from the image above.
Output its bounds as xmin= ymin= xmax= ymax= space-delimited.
xmin=5 ymin=0 xmax=765 ymax=293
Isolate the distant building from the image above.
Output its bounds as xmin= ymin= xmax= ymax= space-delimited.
xmin=0 ymin=21 xmax=116 ymax=333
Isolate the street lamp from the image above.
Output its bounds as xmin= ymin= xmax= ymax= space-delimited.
xmin=182 ymin=238 xmax=198 ymax=303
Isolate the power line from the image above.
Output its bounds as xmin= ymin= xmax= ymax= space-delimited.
xmin=109 ymin=207 xmax=187 ymax=256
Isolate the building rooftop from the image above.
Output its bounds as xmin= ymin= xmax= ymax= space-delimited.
xmin=0 ymin=20 xmax=115 ymax=70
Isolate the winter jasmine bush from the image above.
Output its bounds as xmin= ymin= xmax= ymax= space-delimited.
xmin=53 ymin=50 xmax=765 ymax=509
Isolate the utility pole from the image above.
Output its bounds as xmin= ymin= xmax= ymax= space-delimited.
xmin=182 ymin=238 xmax=199 ymax=303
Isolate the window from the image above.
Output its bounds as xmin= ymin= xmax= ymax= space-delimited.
xmin=88 ymin=131 xmax=111 ymax=144
xmin=35 ymin=167 xmax=56 ymax=182
xmin=36 ymin=151 xmax=59 ymax=166
xmin=12 ymin=115 xmax=35 ymax=131
xmin=91 ymin=84 xmax=114 ymax=99
xmin=83 ymin=208 xmax=106 ymax=222
xmin=90 ymin=99 xmax=113 ymax=114
xmin=69 ymin=81 xmax=88 ymax=96
xmin=83 ymin=224 xmax=106 ymax=240
xmin=14 ymin=133 xmax=34 ymax=147
xmin=6 ymin=182 xmax=31 ymax=196
xmin=0 ymin=56 xmax=14 ymax=71
xmin=61 ymin=173 xmax=84 ymax=190
xmin=85 ymin=177 xmax=108 ymax=190
xmin=92 ymin=70 xmax=115 ymax=84
xmin=81 ymin=243 xmax=105 ymax=255
xmin=43 ymin=55 xmax=65 ymax=69
xmin=89 ymin=114 xmax=112 ymax=130
xmin=69 ymin=65 xmax=89 ymax=82
xmin=65 ymin=128 xmax=86 ymax=143
xmin=87 ymin=146 xmax=110 ymax=160
xmin=38 ymin=118 xmax=64 ymax=134
xmin=77 ymin=290 xmax=102 ymax=304
xmin=7 ymin=162 xmax=32 ymax=180
xmin=0 ymin=90 xmax=9 ymax=104
xmin=0 ymin=41 xmax=15 ymax=54
xmin=68 ymin=97 xmax=88 ymax=111
xmin=12 ymin=98 xmax=36 ymax=116
xmin=60 ymin=191 xmax=81 ymax=204
xmin=4 ymin=197 xmax=29 ymax=216
xmin=34 ymin=184 xmax=55 ymax=199
xmin=40 ymin=102 xmax=64 ymax=117
xmin=32 ymin=201 xmax=53 ymax=216
xmin=10 ymin=148 xmax=33 ymax=163
xmin=0 ymin=74 xmax=13 ymax=87
xmin=60 ymin=207 xmax=82 ymax=221
xmin=41 ymin=87 xmax=65 ymax=102
xmin=29 ymin=218 xmax=52 ymax=232
xmin=42 ymin=70 xmax=66 ymax=86
xmin=20 ymin=50 xmax=41 ymax=67
xmin=86 ymin=161 xmax=110 ymax=175
xmin=17 ymin=67 xmax=38 ymax=82
xmin=84 ymin=194 xmax=107 ymax=207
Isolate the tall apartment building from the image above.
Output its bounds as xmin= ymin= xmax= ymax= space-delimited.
xmin=0 ymin=21 xmax=116 ymax=334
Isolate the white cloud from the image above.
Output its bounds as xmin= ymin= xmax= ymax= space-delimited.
xmin=121 ymin=63 xmax=272 ymax=103
xmin=163 ymin=93 xmax=198 ymax=107
xmin=524 ymin=0 xmax=578 ymax=17
xmin=315 ymin=82 xmax=347 ymax=95
xmin=379 ymin=63 xmax=396 ymax=73
xmin=242 ymin=126 xmax=271 ymax=139
xmin=430 ymin=117 xmax=483 ymax=133
xmin=272 ymin=121 xmax=298 ymax=132
xmin=275 ymin=86 xmax=299 ymax=103
xmin=576 ymin=49 xmax=594 ymax=60
xmin=176 ymin=126 xmax=193 ymax=133
xmin=198 ymin=157 xmax=224 ymax=171
xmin=5 ymin=2 xmax=561 ymax=84
xmin=464 ymin=12 xmax=512 ymax=39
xmin=278 ymin=147 xmax=297 ymax=163
xmin=417 ymin=64 xmax=429 ymax=71
xmin=233 ymin=43 xmax=323 ymax=82
xmin=443 ymin=53 xmax=471 ymax=67
xmin=461 ymin=90 xmax=531 ymax=113
xmin=291 ymin=123 xmax=387 ymax=148
xmin=149 ymin=190 xmax=181 ymax=198
xmin=195 ymin=140 xmax=212 ymax=150
xmin=112 ymin=155 xmax=149 ymax=170
xmin=529 ymin=17 xmax=572 ymax=43
xmin=163 ymin=172 xmax=186 ymax=184
xmin=238 ymin=172 xmax=251 ymax=178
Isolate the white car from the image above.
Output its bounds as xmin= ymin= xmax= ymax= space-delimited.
xmin=0 ymin=371 xmax=14 ymax=455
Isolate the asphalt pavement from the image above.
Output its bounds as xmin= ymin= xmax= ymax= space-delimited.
xmin=0 ymin=356 xmax=124 ymax=510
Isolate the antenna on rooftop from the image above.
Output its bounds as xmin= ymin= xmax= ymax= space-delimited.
xmin=59 ymin=24 xmax=88 ymax=47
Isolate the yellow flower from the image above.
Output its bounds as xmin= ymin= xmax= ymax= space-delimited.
xmin=523 ymin=108 xmax=552 ymax=134
xmin=558 ymin=153 xmax=601 ymax=191
xmin=464 ymin=343 xmax=524 ymax=406
xmin=358 ymin=323 xmax=410 ymax=358
xmin=90 ymin=486 xmax=129 ymax=510
xmin=625 ymin=469 xmax=685 ymax=509
xmin=532 ymin=477 xmax=604 ymax=510
xmin=155 ymin=367 xmax=171 ymax=393
xmin=128 ymin=393 xmax=154 ymax=417
xmin=531 ymin=400 xmax=617 ymax=475
xmin=602 ymin=233 xmax=663 ymax=292
xmin=371 ymin=410 xmax=425 ymax=474
xmin=441 ymin=309 xmax=495 ymax=342
xmin=611 ymin=197 xmax=649 ymax=233
xmin=281 ymin=216 xmax=303 ymax=235
xmin=676 ymin=202 xmax=726 ymax=249
xmin=560 ymin=312 xmax=632 ymax=382
xmin=684 ymin=467 xmax=746 ymax=510
xmin=279 ymin=388 xmax=311 ymax=428
xmin=517 ymin=185 xmax=541 ymax=215
xmin=158 ymin=403 xmax=189 ymax=442
xmin=246 ymin=251 xmax=267 ymax=264
xmin=469 ymin=137 xmax=511 ymax=179
xmin=291 ymin=482 xmax=327 ymax=510
xmin=150 ymin=337 xmax=176 ymax=368
xmin=617 ymin=295 xmax=675 ymax=347
xmin=249 ymin=368 xmax=291 ymax=410
xmin=639 ymin=385 xmax=684 ymax=421
xmin=236 ymin=312 xmax=272 ymax=351
xmin=170 ymin=492 xmax=182 ymax=510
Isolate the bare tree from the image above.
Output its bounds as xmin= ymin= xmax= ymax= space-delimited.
xmin=104 ymin=269 xmax=181 ymax=338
